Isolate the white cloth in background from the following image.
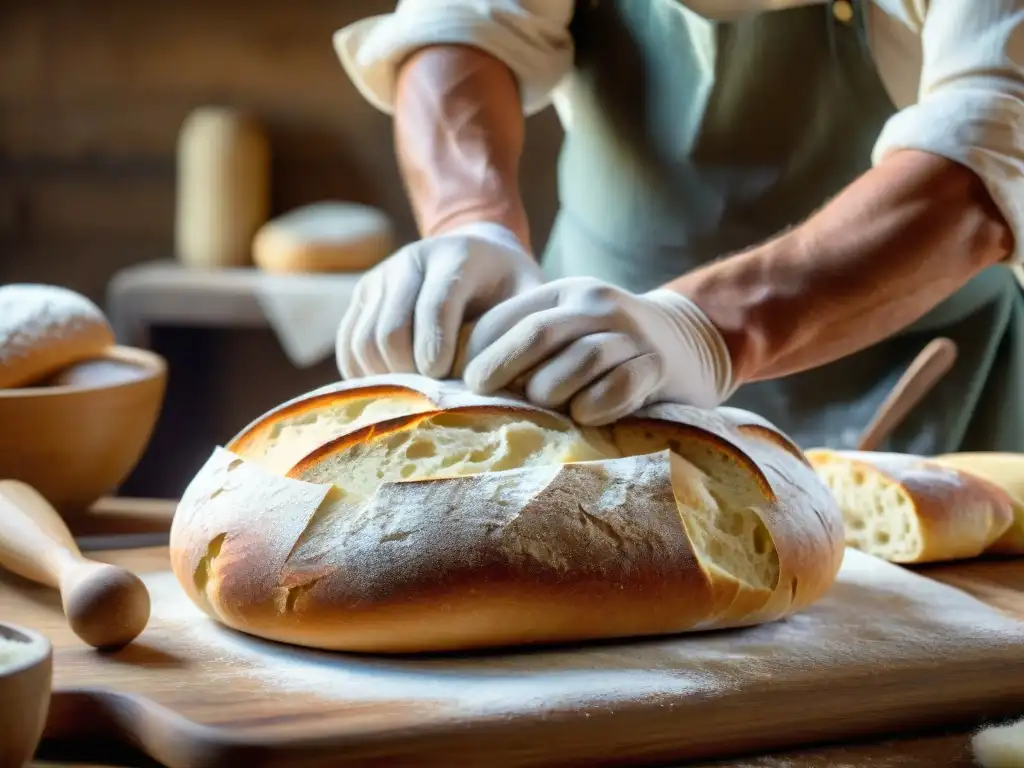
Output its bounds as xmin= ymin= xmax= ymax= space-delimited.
xmin=254 ymin=272 xmax=362 ymax=369
xmin=106 ymin=262 xmax=362 ymax=370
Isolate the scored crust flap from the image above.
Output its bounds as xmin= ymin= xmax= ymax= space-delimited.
xmin=226 ymin=374 xmax=588 ymax=475
xmin=613 ymin=403 xmax=845 ymax=627
xmin=169 ymin=446 xmax=334 ymax=623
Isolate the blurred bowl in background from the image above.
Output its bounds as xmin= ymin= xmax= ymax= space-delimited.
xmin=0 ymin=345 xmax=167 ymax=520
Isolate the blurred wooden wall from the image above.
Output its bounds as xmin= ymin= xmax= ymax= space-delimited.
xmin=0 ymin=0 xmax=564 ymax=301
xmin=0 ymin=1 xmax=565 ymax=498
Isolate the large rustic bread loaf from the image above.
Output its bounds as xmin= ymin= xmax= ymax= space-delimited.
xmin=805 ymin=449 xmax=1016 ymax=563
xmin=0 ymin=284 xmax=115 ymax=389
xmin=170 ymin=375 xmax=844 ymax=653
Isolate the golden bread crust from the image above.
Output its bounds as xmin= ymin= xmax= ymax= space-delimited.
xmin=171 ymin=375 xmax=844 ymax=653
xmin=932 ymin=452 xmax=1024 ymax=555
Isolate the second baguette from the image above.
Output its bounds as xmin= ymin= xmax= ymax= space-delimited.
xmin=931 ymin=452 xmax=1024 ymax=555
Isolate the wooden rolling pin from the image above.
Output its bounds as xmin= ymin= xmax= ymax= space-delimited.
xmin=0 ymin=480 xmax=150 ymax=650
xmin=855 ymin=337 xmax=959 ymax=451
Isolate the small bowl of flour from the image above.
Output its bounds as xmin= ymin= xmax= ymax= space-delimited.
xmin=0 ymin=622 xmax=52 ymax=767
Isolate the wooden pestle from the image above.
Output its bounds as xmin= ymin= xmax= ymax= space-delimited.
xmin=0 ymin=479 xmax=150 ymax=650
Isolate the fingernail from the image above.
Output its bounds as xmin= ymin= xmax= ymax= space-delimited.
xmin=424 ymin=362 xmax=447 ymax=379
xmin=462 ymin=363 xmax=483 ymax=392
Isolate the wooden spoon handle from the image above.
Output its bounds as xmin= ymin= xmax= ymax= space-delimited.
xmin=856 ymin=337 xmax=958 ymax=452
xmin=0 ymin=479 xmax=84 ymax=588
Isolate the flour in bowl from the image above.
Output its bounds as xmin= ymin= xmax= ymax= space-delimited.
xmin=0 ymin=635 xmax=38 ymax=672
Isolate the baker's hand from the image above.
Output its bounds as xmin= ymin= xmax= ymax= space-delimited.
xmin=462 ymin=278 xmax=736 ymax=425
xmin=336 ymin=222 xmax=544 ymax=380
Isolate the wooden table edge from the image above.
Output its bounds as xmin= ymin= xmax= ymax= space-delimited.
xmin=32 ymin=499 xmax=1024 ymax=766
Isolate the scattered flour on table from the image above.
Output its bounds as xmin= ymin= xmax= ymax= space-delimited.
xmin=974 ymin=717 xmax=1024 ymax=768
xmin=142 ymin=572 xmax=706 ymax=714
xmin=140 ymin=550 xmax=1024 ymax=719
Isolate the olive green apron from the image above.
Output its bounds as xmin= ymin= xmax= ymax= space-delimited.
xmin=544 ymin=0 xmax=1024 ymax=454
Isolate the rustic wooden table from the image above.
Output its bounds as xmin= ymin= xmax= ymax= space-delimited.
xmin=21 ymin=500 xmax=1024 ymax=767
xmin=24 ymin=729 xmax=995 ymax=766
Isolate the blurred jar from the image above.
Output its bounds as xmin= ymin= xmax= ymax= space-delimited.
xmin=174 ymin=106 xmax=270 ymax=269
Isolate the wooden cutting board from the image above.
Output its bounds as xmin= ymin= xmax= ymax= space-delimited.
xmin=3 ymin=543 xmax=1024 ymax=768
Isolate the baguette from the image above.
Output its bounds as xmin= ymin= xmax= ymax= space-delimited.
xmin=805 ymin=449 xmax=1016 ymax=563
xmin=0 ymin=284 xmax=115 ymax=389
xmin=170 ymin=375 xmax=844 ymax=653
xmin=931 ymin=452 xmax=1024 ymax=555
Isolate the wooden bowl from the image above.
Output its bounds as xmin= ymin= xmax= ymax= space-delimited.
xmin=0 ymin=622 xmax=52 ymax=768
xmin=0 ymin=346 xmax=167 ymax=518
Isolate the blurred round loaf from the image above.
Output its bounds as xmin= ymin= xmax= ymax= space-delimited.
xmin=170 ymin=374 xmax=844 ymax=654
xmin=0 ymin=284 xmax=115 ymax=389
xmin=253 ymin=202 xmax=393 ymax=274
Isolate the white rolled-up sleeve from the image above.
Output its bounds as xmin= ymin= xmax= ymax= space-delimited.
xmin=333 ymin=0 xmax=576 ymax=117
xmin=872 ymin=0 xmax=1024 ymax=261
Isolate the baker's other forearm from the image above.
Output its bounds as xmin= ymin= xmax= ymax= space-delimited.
xmin=669 ymin=150 xmax=1014 ymax=384
xmin=394 ymin=45 xmax=531 ymax=249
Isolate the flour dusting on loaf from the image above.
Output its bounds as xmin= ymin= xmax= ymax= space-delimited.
xmin=171 ymin=375 xmax=844 ymax=653
xmin=0 ymin=284 xmax=115 ymax=388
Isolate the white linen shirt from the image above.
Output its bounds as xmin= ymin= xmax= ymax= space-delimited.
xmin=334 ymin=0 xmax=1024 ymax=264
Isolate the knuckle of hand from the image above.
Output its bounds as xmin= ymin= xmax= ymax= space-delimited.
xmin=579 ymin=338 xmax=608 ymax=369
xmin=527 ymin=320 xmax=558 ymax=348
xmin=428 ymin=233 xmax=471 ymax=261
xmin=609 ymin=361 xmax=642 ymax=390
xmin=570 ymin=277 xmax=612 ymax=299
xmin=586 ymin=283 xmax=619 ymax=303
xmin=565 ymin=280 xmax=621 ymax=318
xmin=393 ymin=242 xmax=430 ymax=272
xmin=648 ymin=352 xmax=667 ymax=380
xmin=377 ymin=322 xmax=407 ymax=349
xmin=352 ymin=327 xmax=377 ymax=359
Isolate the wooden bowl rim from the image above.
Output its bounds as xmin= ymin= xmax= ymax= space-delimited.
xmin=0 ymin=345 xmax=167 ymax=399
xmin=0 ymin=622 xmax=52 ymax=678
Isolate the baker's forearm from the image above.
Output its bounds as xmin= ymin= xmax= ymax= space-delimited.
xmin=394 ymin=45 xmax=531 ymax=248
xmin=669 ymin=150 xmax=1015 ymax=384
